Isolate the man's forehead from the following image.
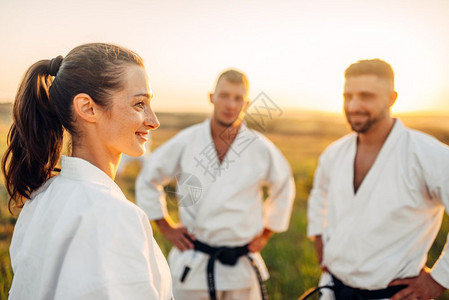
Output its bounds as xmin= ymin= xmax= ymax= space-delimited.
xmin=215 ymin=78 xmax=247 ymax=92
xmin=344 ymin=74 xmax=391 ymax=90
xmin=217 ymin=78 xmax=244 ymax=86
xmin=345 ymin=74 xmax=382 ymax=82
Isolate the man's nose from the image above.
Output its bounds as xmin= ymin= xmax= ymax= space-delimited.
xmin=346 ymin=97 xmax=362 ymax=113
xmin=227 ymin=98 xmax=238 ymax=109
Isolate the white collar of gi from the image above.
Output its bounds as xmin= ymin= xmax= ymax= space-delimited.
xmin=388 ymin=118 xmax=405 ymax=138
xmin=205 ymin=118 xmax=248 ymax=135
xmin=60 ymin=156 xmax=123 ymax=195
xmin=353 ymin=118 xmax=405 ymax=141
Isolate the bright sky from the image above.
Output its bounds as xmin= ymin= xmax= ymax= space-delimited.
xmin=1 ymin=0 xmax=448 ymax=114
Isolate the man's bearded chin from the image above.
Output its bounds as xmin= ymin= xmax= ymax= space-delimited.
xmin=346 ymin=110 xmax=386 ymax=133
xmin=215 ymin=112 xmax=240 ymax=128
xmin=348 ymin=116 xmax=373 ymax=133
xmin=216 ymin=118 xmax=234 ymax=127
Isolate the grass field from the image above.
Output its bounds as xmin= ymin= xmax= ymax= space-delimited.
xmin=1 ymin=104 xmax=449 ymax=299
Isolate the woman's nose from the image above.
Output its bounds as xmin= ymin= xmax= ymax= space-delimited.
xmin=144 ymin=108 xmax=160 ymax=130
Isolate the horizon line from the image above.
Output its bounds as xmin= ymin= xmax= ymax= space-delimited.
xmin=1 ymin=101 xmax=448 ymax=117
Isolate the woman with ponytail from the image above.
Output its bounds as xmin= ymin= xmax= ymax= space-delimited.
xmin=2 ymin=43 xmax=173 ymax=299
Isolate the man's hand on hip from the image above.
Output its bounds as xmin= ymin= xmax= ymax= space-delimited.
xmin=155 ymin=218 xmax=195 ymax=251
xmin=313 ymin=235 xmax=328 ymax=272
xmin=248 ymin=228 xmax=273 ymax=252
xmin=389 ymin=267 xmax=446 ymax=300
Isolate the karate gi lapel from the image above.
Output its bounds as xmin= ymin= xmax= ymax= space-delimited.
xmin=352 ymin=120 xmax=405 ymax=202
xmin=203 ymin=118 xmax=248 ymax=179
xmin=203 ymin=118 xmax=220 ymax=167
xmin=324 ymin=121 xmax=407 ymax=278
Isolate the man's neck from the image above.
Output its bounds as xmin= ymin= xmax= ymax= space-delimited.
xmin=210 ymin=117 xmax=242 ymax=141
xmin=357 ymin=117 xmax=396 ymax=147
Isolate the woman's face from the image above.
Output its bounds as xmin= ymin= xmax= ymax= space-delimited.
xmin=97 ymin=64 xmax=159 ymax=158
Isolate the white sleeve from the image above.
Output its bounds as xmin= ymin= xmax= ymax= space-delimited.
xmin=53 ymin=201 xmax=172 ymax=300
xmin=429 ymin=176 xmax=449 ymax=289
xmin=417 ymin=139 xmax=449 ymax=289
xmin=307 ymin=152 xmax=330 ymax=238
xmin=262 ymin=141 xmax=295 ymax=232
xmin=135 ymin=133 xmax=186 ymax=220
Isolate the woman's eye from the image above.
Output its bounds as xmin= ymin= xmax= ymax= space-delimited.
xmin=135 ymin=102 xmax=145 ymax=110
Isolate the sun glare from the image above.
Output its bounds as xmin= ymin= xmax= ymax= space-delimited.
xmin=1 ymin=1 xmax=449 ymax=115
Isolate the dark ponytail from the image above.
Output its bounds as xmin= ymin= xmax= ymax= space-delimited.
xmin=2 ymin=43 xmax=144 ymax=213
xmin=2 ymin=60 xmax=63 ymax=212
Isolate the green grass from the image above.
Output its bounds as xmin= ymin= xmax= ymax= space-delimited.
xmin=1 ymin=109 xmax=449 ymax=299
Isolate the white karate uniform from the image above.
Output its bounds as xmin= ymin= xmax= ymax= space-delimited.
xmin=307 ymin=119 xmax=449 ymax=291
xmin=136 ymin=119 xmax=295 ymax=292
xmin=9 ymin=156 xmax=173 ymax=300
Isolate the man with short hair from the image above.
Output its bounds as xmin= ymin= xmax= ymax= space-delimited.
xmin=307 ymin=59 xmax=449 ymax=299
xmin=136 ymin=69 xmax=295 ymax=300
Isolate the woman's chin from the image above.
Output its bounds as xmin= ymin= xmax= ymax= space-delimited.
xmin=123 ymin=147 xmax=146 ymax=157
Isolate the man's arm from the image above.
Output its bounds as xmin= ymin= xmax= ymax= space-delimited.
xmin=389 ymin=267 xmax=445 ymax=300
xmin=311 ymin=235 xmax=328 ymax=272
xmin=307 ymin=153 xmax=331 ymax=269
xmin=135 ymin=133 xmax=199 ymax=252
xmin=427 ymin=175 xmax=449 ymax=292
xmin=389 ymin=173 xmax=448 ymax=298
xmin=248 ymin=228 xmax=274 ymax=252
xmin=155 ymin=217 xmax=195 ymax=251
xmin=246 ymin=139 xmax=295 ymax=255
xmin=261 ymin=140 xmax=295 ymax=233
xmin=389 ymin=143 xmax=449 ymax=299
xmin=135 ymin=132 xmax=186 ymax=225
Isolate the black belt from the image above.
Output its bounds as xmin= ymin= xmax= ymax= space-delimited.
xmin=299 ymin=274 xmax=407 ymax=300
xmin=181 ymin=239 xmax=268 ymax=300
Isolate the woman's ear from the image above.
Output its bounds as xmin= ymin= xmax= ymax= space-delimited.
xmin=73 ymin=93 xmax=100 ymax=123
